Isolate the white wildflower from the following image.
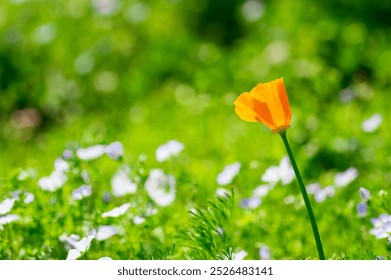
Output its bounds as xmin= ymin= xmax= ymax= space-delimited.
xmin=252 ymin=184 xmax=270 ymax=197
xmin=76 ymin=145 xmax=106 ymax=160
xmin=359 ymin=187 xmax=371 ymax=202
xmin=334 ymin=167 xmax=358 ymax=187
xmin=233 ymin=250 xmax=248 ymax=260
xmin=362 ymin=114 xmax=382 ymax=132
xmin=111 ymin=168 xmax=137 ymax=197
xmin=66 ymin=249 xmax=81 ymax=260
xmin=370 ymin=214 xmax=391 ymax=239
xmin=72 ymin=185 xmax=92 ymax=200
xmin=259 ymin=246 xmax=270 ymax=260
xmin=38 ymin=170 xmax=67 ymax=192
xmin=0 ymin=198 xmax=15 ymax=215
xmin=155 ymin=140 xmax=184 ymax=162
xmin=133 ymin=216 xmax=146 ymax=225
xmin=24 ymin=193 xmax=35 ymax=204
xmin=216 ymin=162 xmax=241 ymax=186
xmin=54 ymin=158 xmax=69 ymax=172
xmin=261 ymin=156 xmax=294 ymax=186
xmin=0 ymin=214 xmax=19 ymax=225
xmin=96 ymin=226 xmax=118 ymax=241
xmin=102 ymin=203 xmax=131 ymax=218
xmin=357 ymin=203 xmax=368 ymax=217
xmin=145 ymin=169 xmax=176 ymax=207
xmin=240 ymin=197 xmax=261 ymax=209
xmin=105 ymin=141 xmax=124 ymax=160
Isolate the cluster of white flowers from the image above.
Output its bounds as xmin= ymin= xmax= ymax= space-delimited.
xmin=239 ymin=156 xmax=294 ymax=210
xmin=76 ymin=141 xmax=124 ymax=161
xmin=305 ymin=167 xmax=359 ymax=204
xmin=369 ymin=214 xmax=391 ymax=242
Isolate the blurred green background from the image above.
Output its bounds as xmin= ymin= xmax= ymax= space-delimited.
xmin=1 ymin=0 xmax=391 ymax=259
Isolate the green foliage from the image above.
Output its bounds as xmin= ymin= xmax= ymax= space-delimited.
xmin=179 ymin=191 xmax=234 ymax=260
xmin=1 ymin=0 xmax=391 ymax=260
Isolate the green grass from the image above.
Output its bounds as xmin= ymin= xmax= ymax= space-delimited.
xmin=1 ymin=0 xmax=391 ymax=260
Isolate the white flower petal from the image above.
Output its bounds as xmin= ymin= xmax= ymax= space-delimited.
xmin=240 ymin=197 xmax=261 ymax=209
xmin=334 ymin=167 xmax=358 ymax=187
xmin=72 ymin=185 xmax=92 ymax=201
xmin=102 ymin=203 xmax=131 ymax=218
xmin=261 ymin=166 xmax=280 ymax=185
xmin=111 ymin=168 xmax=137 ymax=197
xmin=133 ymin=216 xmax=146 ymax=225
xmin=66 ymin=249 xmax=81 ymax=260
xmin=145 ymin=169 xmax=176 ymax=207
xmin=96 ymin=226 xmax=118 ymax=241
xmin=306 ymin=183 xmax=321 ymax=194
xmin=233 ymin=250 xmax=247 ymax=260
xmin=359 ymin=187 xmax=371 ymax=202
xmin=156 ymin=140 xmax=184 ymax=162
xmin=54 ymin=158 xmax=69 ymax=172
xmin=38 ymin=170 xmax=67 ymax=192
xmin=252 ymin=185 xmax=270 ymax=197
xmin=357 ymin=203 xmax=368 ymax=217
xmin=362 ymin=114 xmax=382 ymax=132
xmin=73 ymin=235 xmax=94 ymax=252
xmin=24 ymin=193 xmax=35 ymax=204
xmin=383 ymin=221 xmax=391 ymax=233
xmin=0 ymin=214 xmax=19 ymax=225
xmin=0 ymin=198 xmax=16 ymax=215
xmin=259 ymin=246 xmax=270 ymax=260
xmin=217 ymin=162 xmax=241 ymax=186
xmin=77 ymin=145 xmax=106 ymax=160
xmin=105 ymin=141 xmax=124 ymax=160
xmin=279 ymin=156 xmax=294 ymax=185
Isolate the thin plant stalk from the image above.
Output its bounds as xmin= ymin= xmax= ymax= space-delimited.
xmin=279 ymin=131 xmax=325 ymax=260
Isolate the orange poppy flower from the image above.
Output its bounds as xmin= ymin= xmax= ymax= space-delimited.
xmin=234 ymin=77 xmax=292 ymax=133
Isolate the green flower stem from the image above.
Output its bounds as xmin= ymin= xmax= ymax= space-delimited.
xmin=279 ymin=131 xmax=325 ymax=260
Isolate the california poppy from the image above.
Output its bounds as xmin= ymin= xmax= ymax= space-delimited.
xmin=234 ymin=77 xmax=291 ymax=133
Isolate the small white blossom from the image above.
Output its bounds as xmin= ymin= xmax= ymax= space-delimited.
xmin=133 ymin=216 xmax=146 ymax=225
xmin=54 ymin=158 xmax=69 ymax=172
xmin=362 ymin=114 xmax=382 ymax=132
xmin=96 ymin=226 xmax=118 ymax=241
xmin=357 ymin=203 xmax=368 ymax=217
xmin=0 ymin=214 xmax=19 ymax=225
xmin=252 ymin=185 xmax=270 ymax=197
xmin=261 ymin=156 xmax=294 ymax=186
xmin=24 ymin=193 xmax=35 ymax=204
xmin=105 ymin=141 xmax=124 ymax=160
xmin=155 ymin=140 xmax=184 ymax=162
xmin=0 ymin=198 xmax=16 ymax=215
xmin=111 ymin=168 xmax=137 ymax=197
xmin=76 ymin=145 xmax=106 ymax=161
xmin=217 ymin=162 xmax=241 ymax=186
xmin=66 ymin=249 xmax=81 ymax=260
xmin=38 ymin=169 xmax=68 ymax=192
xmin=102 ymin=203 xmax=131 ymax=218
xmin=145 ymin=169 xmax=176 ymax=207
xmin=72 ymin=185 xmax=92 ymax=200
xmin=370 ymin=214 xmax=391 ymax=239
xmin=240 ymin=197 xmax=261 ymax=209
xmin=233 ymin=250 xmax=248 ymax=260
xmin=359 ymin=187 xmax=371 ymax=202
xmin=259 ymin=246 xmax=270 ymax=260
xmin=334 ymin=167 xmax=358 ymax=187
